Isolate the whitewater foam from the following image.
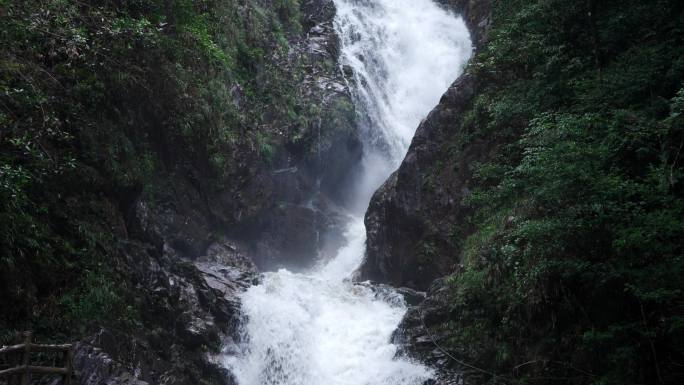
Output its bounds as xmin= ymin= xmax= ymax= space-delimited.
xmin=223 ymin=1 xmax=471 ymax=384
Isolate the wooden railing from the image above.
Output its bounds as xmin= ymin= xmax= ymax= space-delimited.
xmin=0 ymin=332 xmax=73 ymax=385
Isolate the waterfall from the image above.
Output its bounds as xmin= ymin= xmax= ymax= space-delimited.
xmin=223 ymin=1 xmax=471 ymax=384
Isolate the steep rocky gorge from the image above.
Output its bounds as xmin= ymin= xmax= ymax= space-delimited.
xmin=4 ymin=0 xmax=682 ymax=384
xmin=2 ymin=0 xmax=482 ymax=383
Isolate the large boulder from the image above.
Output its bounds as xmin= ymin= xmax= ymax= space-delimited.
xmin=359 ymin=0 xmax=492 ymax=290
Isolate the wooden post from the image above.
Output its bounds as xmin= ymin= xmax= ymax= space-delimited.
xmin=62 ymin=347 xmax=72 ymax=385
xmin=20 ymin=332 xmax=31 ymax=385
xmin=7 ymin=333 xmax=20 ymax=385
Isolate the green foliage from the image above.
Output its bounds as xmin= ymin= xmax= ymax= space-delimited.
xmin=440 ymin=0 xmax=684 ymax=384
xmin=274 ymin=0 xmax=302 ymax=34
xmin=256 ymin=132 xmax=276 ymax=164
xmin=58 ymin=266 xmax=138 ymax=332
xmin=0 ymin=0 xmax=320 ymax=340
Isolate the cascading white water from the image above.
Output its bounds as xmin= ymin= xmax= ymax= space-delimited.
xmin=223 ymin=1 xmax=471 ymax=384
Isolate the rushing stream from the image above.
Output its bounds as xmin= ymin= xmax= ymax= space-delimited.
xmin=224 ymin=1 xmax=471 ymax=384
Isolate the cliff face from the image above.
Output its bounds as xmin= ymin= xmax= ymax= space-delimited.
xmin=0 ymin=1 xmax=356 ymax=384
xmin=224 ymin=0 xmax=362 ymax=270
xmin=129 ymin=0 xmax=361 ymax=272
xmin=360 ymin=0 xmax=491 ymax=290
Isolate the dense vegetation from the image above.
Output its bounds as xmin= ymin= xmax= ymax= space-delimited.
xmin=440 ymin=0 xmax=684 ymax=383
xmin=3 ymin=0 xmax=683 ymax=384
xmin=0 ymin=0 xmax=319 ymax=343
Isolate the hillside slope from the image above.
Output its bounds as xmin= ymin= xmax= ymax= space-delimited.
xmin=364 ymin=0 xmax=684 ymax=383
xmin=0 ymin=0 xmax=356 ymax=383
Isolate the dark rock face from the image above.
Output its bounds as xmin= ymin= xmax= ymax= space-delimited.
xmin=117 ymin=0 xmax=359 ymax=273
xmin=361 ymin=74 xmax=481 ymax=290
xmin=394 ymin=279 xmax=470 ymax=385
xmin=116 ymin=0 xmax=358 ymax=273
xmin=68 ymin=234 xmax=257 ymax=385
xmin=74 ymin=342 xmax=151 ymax=385
xmin=228 ymin=0 xmax=362 ymax=271
xmin=360 ymin=0 xmax=491 ymax=290
xmin=301 ymin=0 xmax=337 ymax=31
xmin=64 ymin=2 xmax=356 ymax=384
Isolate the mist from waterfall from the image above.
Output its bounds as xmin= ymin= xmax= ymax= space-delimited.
xmin=223 ymin=1 xmax=471 ymax=384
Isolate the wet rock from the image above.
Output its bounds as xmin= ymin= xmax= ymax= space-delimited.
xmin=356 ymin=281 xmax=428 ymax=306
xmin=360 ymin=74 xmax=481 ymax=290
xmin=194 ymin=241 xmax=259 ymax=326
xmin=436 ymin=0 xmax=491 ymax=49
xmin=394 ymin=286 xmax=428 ymax=306
xmin=301 ymin=0 xmax=337 ymax=33
xmin=394 ymin=279 xmax=468 ymax=385
xmin=73 ymin=343 xmax=149 ymax=385
xmin=197 ymin=241 xmax=258 ymax=278
xmin=69 ymin=241 xmax=252 ymax=385
xmin=68 ymin=219 xmax=256 ymax=385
